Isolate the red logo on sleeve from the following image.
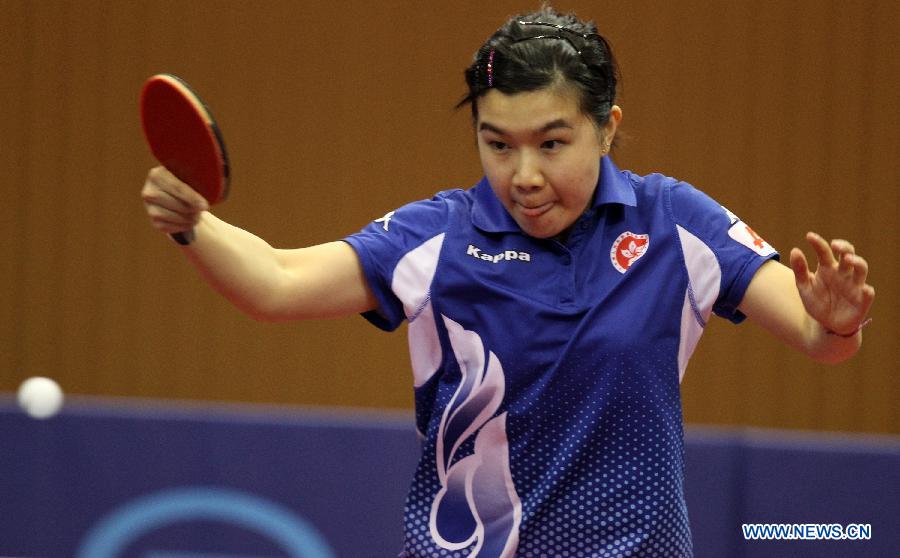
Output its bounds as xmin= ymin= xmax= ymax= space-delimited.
xmin=722 ymin=206 xmax=776 ymax=256
xmin=610 ymin=231 xmax=650 ymax=273
xmin=728 ymin=222 xmax=776 ymax=257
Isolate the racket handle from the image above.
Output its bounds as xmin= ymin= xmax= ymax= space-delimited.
xmin=171 ymin=230 xmax=196 ymax=245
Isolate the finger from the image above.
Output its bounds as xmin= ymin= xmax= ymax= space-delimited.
xmin=151 ymin=221 xmax=192 ymax=234
xmin=851 ymin=284 xmax=876 ymax=321
xmin=146 ymin=204 xmax=200 ymax=229
xmin=142 ymin=183 xmax=197 ymax=214
xmin=831 ymin=239 xmax=857 ymax=275
xmin=862 ymin=284 xmax=875 ymax=310
xmin=789 ymin=247 xmax=812 ymax=288
xmin=143 ymin=168 xmax=195 ymax=213
xmin=830 ymin=238 xmax=855 ymax=256
xmin=851 ymin=254 xmax=869 ymax=285
xmin=142 ymin=169 xmax=210 ymax=218
xmin=147 ymin=167 xmax=209 ymax=211
xmin=838 ymin=253 xmax=856 ymax=276
xmin=149 ymin=214 xmax=202 ymax=234
xmin=806 ymin=231 xmax=837 ymax=268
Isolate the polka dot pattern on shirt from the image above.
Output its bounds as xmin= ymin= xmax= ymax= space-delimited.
xmin=400 ymin=346 xmax=693 ymax=557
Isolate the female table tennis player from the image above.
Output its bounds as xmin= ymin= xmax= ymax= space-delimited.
xmin=141 ymin=6 xmax=874 ymax=557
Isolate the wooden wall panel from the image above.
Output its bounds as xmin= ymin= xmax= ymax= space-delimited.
xmin=1 ymin=0 xmax=896 ymax=434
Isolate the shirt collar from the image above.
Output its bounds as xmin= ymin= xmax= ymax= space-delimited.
xmin=594 ymin=156 xmax=637 ymax=208
xmin=471 ymin=157 xmax=637 ymax=233
xmin=471 ymin=176 xmax=520 ymax=233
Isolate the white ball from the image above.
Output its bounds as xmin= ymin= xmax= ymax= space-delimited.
xmin=17 ymin=376 xmax=65 ymax=419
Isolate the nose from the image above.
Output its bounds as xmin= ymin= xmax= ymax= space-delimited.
xmin=511 ymin=150 xmax=545 ymax=192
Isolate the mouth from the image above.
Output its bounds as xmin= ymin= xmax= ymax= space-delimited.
xmin=516 ymin=201 xmax=554 ymax=218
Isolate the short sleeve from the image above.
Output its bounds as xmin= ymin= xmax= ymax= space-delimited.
xmin=342 ymin=192 xmax=455 ymax=331
xmin=669 ymin=182 xmax=780 ymax=323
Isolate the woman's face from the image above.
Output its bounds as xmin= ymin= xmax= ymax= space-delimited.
xmin=476 ymin=87 xmax=621 ymax=239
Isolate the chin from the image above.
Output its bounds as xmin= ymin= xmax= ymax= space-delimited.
xmin=519 ymin=223 xmax=562 ymax=239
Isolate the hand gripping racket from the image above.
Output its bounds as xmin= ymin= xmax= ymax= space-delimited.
xmin=140 ymin=74 xmax=230 ymax=245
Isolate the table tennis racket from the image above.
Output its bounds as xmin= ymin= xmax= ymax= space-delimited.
xmin=140 ymin=74 xmax=230 ymax=245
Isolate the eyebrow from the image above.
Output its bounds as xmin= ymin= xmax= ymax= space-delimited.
xmin=478 ymin=118 xmax=574 ymax=136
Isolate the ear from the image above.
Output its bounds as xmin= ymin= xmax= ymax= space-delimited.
xmin=601 ymin=105 xmax=623 ymax=151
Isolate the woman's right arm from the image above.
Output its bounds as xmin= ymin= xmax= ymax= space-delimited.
xmin=141 ymin=166 xmax=378 ymax=321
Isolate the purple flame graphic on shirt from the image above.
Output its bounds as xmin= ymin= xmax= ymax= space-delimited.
xmin=429 ymin=316 xmax=521 ymax=557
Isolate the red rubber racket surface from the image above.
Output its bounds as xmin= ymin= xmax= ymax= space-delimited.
xmin=140 ymin=74 xmax=230 ymax=206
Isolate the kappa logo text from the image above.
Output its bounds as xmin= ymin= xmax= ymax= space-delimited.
xmin=467 ymin=244 xmax=532 ymax=264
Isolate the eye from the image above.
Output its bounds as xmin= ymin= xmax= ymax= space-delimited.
xmin=541 ymin=139 xmax=564 ymax=150
xmin=488 ymin=141 xmax=509 ymax=152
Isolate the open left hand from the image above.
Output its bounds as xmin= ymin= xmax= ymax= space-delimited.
xmin=789 ymin=232 xmax=875 ymax=336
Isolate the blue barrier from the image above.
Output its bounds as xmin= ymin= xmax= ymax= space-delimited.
xmin=683 ymin=427 xmax=899 ymax=557
xmin=1 ymin=397 xmax=897 ymax=557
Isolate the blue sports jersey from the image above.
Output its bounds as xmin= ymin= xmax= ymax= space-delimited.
xmin=344 ymin=157 xmax=778 ymax=558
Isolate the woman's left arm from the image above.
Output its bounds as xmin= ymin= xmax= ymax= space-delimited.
xmin=738 ymin=231 xmax=875 ymax=364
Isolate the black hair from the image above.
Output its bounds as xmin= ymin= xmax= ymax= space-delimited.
xmin=458 ymin=5 xmax=619 ymax=132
